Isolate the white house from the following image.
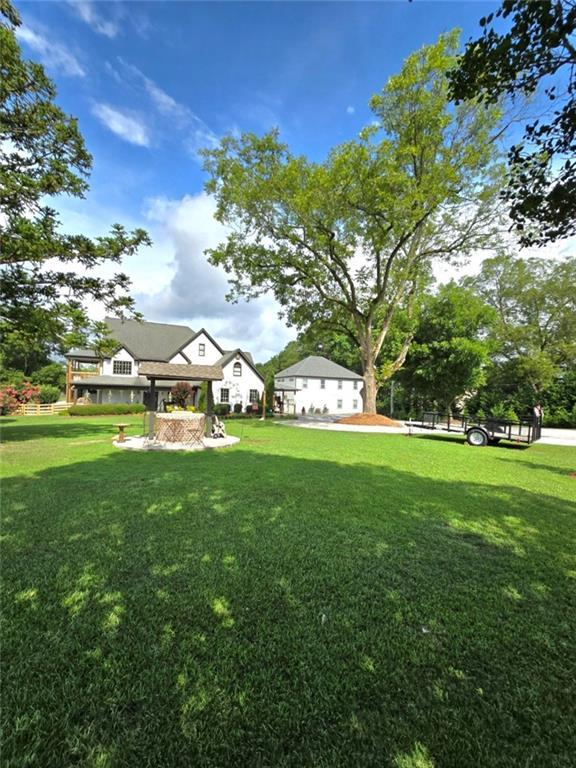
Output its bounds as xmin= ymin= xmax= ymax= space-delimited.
xmin=274 ymin=356 xmax=363 ymax=415
xmin=65 ymin=317 xmax=264 ymax=410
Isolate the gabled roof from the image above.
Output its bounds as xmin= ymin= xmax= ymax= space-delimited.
xmin=105 ymin=317 xmax=195 ymax=361
xmin=217 ymin=349 xmax=264 ymax=381
xmin=171 ymin=327 xmax=224 ymax=361
xmin=275 ymin=356 xmax=363 ymax=380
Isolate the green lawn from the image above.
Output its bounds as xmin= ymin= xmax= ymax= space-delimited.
xmin=1 ymin=415 xmax=575 ymax=768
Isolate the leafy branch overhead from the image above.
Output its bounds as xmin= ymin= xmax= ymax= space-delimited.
xmin=449 ymin=0 xmax=576 ymax=246
xmin=202 ymin=31 xmax=505 ymax=413
xmin=0 ymin=1 xmax=150 ymax=371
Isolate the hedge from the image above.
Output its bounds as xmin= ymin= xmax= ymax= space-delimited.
xmin=68 ymin=404 xmax=147 ymax=416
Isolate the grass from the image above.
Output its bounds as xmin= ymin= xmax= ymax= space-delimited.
xmin=1 ymin=415 xmax=575 ymax=768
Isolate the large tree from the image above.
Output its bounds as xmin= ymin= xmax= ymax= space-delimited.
xmin=449 ymin=0 xmax=576 ymax=246
xmin=202 ymin=32 xmax=504 ymax=413
xmin=0 ymin=2 xmax=150 ymax=370
xmin=397 ymin=282 xmax=496 ymax=411
xmin=463 ymin=253 xmax=576 ymax=396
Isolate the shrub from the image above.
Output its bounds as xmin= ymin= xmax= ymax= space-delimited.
xmin=170 ymin=381 xmax=195 ymax=408
xmin=214 ymin=403 xmax=231 ymax=416
xmin=0 ymin=382 xmax=41 ymax=414
xmin=31 ymin=363 xmax=66 ymax=391
xmin=39 ymin=385 xmax=60 ymax=404
xmin=543 ymin=407 xmax=576 ymax=428
xmin=68 ymin=404 xmax=146 ymax=416
xmin=233 ymin=403 xmax=243 ymax=414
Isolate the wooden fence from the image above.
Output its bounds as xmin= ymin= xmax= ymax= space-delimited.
xmin=14 ymin=402 xmax=71 ymax=416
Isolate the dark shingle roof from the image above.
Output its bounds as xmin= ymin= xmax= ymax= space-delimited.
xmin=105 ymin=317 xmax=195 ymax=361
xmin=139 ymin=362 xmax=223 ymax=381
xmin=65 ymin=348 xmax=100 ymax=360
xmin=70 ymin=375 xmax=178 ymax=388
xmin=275 ymin=356 xmax=363 ymax=380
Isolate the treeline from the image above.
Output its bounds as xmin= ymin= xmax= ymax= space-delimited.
xmin=258 ymin=253 xmax=576 ymax=427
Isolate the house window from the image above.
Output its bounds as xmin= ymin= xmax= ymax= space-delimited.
xmin=338 ymin=380 xmax=342 ymax=390
xmin=233 ymin=362 xmax=242 ymax=376
xmin=302 ymin=377 xmax=308 ymax=388
xmin=199 ymin=343 xmax=205 ymax=357
xmin=337 ymin=399 xmax=342 ymax=409
xmin=353 ymin=380 xmax=358 ymax=390
xmin=249 ymin=389 xmax=259 ymax=403
xmin=113 ymin=360 xmax=132 ymax=375
xmin=320 ymin=379 xmax=325 ymax=389
xmin=220 ymin=388 xmax=229 ymax=403
xmin=353 ymin=399 xmax=358 ymax=409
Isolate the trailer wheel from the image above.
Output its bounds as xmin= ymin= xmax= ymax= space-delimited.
xmin=467 ymin=427 xmax=489 ymax=447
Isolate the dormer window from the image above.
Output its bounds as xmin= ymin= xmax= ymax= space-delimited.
xmin=199 ymin=343 xmax=205 ymax=357
xmin=233 ymin=361 xmax=242 ymax=377
xmin=113 ymin=360 xmax=132 ymax=375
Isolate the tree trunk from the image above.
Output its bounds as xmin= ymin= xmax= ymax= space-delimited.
xmin=361 ymin=363 xmax=378 ymax=414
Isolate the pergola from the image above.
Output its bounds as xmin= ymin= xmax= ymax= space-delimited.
xmin=138 ymin=362 xmax=223 ymax=438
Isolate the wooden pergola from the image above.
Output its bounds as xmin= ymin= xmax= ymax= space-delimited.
xmin=138 ymin=362 xmax=224 ymax=438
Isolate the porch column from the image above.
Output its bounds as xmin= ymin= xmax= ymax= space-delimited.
xmin=148 ymin=378 xmax=157 ymax=439
xmin=205 ymin=380 xmax=214 ymax=436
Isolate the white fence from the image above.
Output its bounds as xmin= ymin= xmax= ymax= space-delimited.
xmin=14 ymin=402 xmax=71 ymax=416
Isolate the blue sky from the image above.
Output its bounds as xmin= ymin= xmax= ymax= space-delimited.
xmin=15 ymin=0 xmax=571 ymax=361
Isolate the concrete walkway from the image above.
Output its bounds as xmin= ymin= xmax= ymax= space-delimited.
xmin=279 ymin=418 xmax=576 ymax=447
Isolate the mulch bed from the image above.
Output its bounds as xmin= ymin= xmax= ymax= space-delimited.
xmin=336 ymin=413 xmax=404 ymax=427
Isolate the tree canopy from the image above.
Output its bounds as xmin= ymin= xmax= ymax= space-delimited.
xmin=203 ymin=32 xmax=504 ymax=413
xmin=397 ymin=283 xmax=496 ymax=411
xmin=449 ymin=0 xmax=576 ymax=246
xmin=463 ymin=253 xmax=576 ymax=396
xmin=0 ymin=1 xmax=150 ymax=373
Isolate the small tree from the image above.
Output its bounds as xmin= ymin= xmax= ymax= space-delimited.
xmin=170 ymin=381 xmax=194 ymax=408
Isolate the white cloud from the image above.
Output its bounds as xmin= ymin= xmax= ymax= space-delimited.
xmin=346 ymin=105 xmax=355 ymax=115
xmin=16 ymin=26 xmax=85 ymax=78
xmin=91 ymin=103 xmax=151 ymax=147
xmin=136 ymin=193 xmax=294 ymax=361
xmin=109 ymin=59 xmax=219 ymax=158
xmin=66 ymin=0 xmax=118 ymax=38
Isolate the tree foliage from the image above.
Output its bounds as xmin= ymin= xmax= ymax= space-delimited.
xmin=398 ymin=283 xmax=496 ymax=410
xmin=0 ymin=2 xmax=150 ymax=366
xmin=449 ymin=0 xmax=576 ymax=246
xmin=203 ymin=32 xmax=504 ymax=413
xmin=462 ymin=253 xmax=576 ymax=418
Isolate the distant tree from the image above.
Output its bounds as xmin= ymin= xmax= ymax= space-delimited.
xmin=463 ymin=253 xmax=576 ymax=396
xmin=31 ymin=362 xmax=67 ymax=391
xmin=449 ymin=0 xmax=576 ymax=246
xmin=0 ymin=2 xmax=150 ymax=367
xmin=398 ymin=283 xmax=496 ymax=411
xmin=203 ymin=32 xmax=504 ymax=413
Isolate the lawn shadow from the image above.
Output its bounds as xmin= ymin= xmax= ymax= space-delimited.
xmin=0 ymin=418 xmax=138 ymax=443
xmin=412 ymin=433 xmax=531 ymax=450
xmin=2 ymin=446 xmax=575 ymax=768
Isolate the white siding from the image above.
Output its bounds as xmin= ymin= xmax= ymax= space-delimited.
xmin=101 ymin=348 xmax=138 ymax=377
xmin=169 ymin=352 xmax=188 ymax=364
xmin=216 ymin=359 xmax=263 ymax=409
xmin=289 ymin=377 xmax=363 ymax=415
xmin=180 ymin=332 xmax=221 ymax=365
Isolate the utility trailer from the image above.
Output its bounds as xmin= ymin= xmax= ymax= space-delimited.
xmin=414 ymin=411 xmax=542 ymax=447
